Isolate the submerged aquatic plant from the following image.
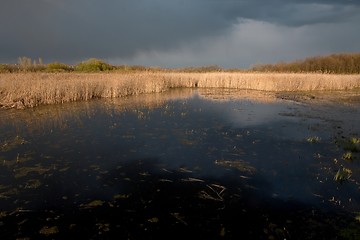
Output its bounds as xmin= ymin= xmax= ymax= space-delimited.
xmin=14 ymin=164 xmax=49 ymax=178
xmin=214 ymin=159 xmax=256 ymax=173
xmin=345 ymin=137 xmax=360 ymax=152
xmin=306 ymin=136 xmax=321 ymax=143
xmin=339 ymin=218 xmax=360 ymax=240
xmin=39 ymin=226 xmax=59 ymax=236
xmin=0 ymin=135 xmax=27 ymax=152
xmin=80 ymin=200 xmax=105 ymax=209
xmin=356 ymin=214 xmax=360 ymax=223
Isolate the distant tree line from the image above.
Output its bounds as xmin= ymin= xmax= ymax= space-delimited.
xmin=252 ymin=53 xmax=360 ymax=74
xmin=0 ymin=57 xmax=228 ymax=73
xmin=1 ymin=53 xmax=360 ymax=74
xmin=0 ymin=57 xmax=122 ymax=73
xmin=0 ymin=57 xmax=159 ymax=73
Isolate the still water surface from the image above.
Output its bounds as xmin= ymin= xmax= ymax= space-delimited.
xmin=0 ymin=89 xmax=359 ymax=239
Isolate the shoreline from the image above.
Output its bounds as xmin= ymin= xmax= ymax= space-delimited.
xmin=1 ymin=72 xmax=360 ymax=109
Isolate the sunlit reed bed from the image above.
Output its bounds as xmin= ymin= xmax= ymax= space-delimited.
xmin=0 ymin=72 xmax=359 ymax=108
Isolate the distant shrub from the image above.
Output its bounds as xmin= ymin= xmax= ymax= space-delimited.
xmin=113 ymin=65 xmax=163 ymax=72
xmin=178 ymin=65 xmax=223 ymax=73
xmin=46 ymin=62 xmax=73 ymax=72
xmin=0 ymin=64 xmax=11 ymax=73
xmin=75 ymin=58 xmax=113 ymax=72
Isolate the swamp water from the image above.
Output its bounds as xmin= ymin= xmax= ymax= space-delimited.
xmin=0 ymin=89 xmax=359 ymax=239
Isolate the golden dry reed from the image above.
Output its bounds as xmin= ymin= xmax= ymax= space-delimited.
xmin=1 ymin=72 xmax=359 ymax=108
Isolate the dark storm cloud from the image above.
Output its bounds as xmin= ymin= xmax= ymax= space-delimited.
xmin=0 ymin=0 xmax=359 ymax=66
xmin=0 ymin=0 xmax=228 ymax=62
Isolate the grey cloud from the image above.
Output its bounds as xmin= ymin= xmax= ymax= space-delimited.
xmin=0 ymin=0 xmax=359 ymax=66
xmin=115 ymin=16 xmax=360 ymax=68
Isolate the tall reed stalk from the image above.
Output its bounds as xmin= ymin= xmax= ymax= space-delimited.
xmin=1 ymin=72 xmax=359 ymax=109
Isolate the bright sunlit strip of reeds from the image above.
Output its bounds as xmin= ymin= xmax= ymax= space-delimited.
xmin=1 ymin=72 xmax=359 ymax=108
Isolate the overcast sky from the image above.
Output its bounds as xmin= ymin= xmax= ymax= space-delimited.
xmin=1 ymin=0 xmax=359 ymax=68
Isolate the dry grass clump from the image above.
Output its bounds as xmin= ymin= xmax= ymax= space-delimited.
xmin=0 ymin=72 xmax=359 ymax=109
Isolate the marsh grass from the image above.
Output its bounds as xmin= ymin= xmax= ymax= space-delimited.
xmin=306 ymin=136 xmax=321 ymax=143
xmin=334 ymin=167 xmax=352 ymax=183
xmin=1 ymin=72 xmax=360 ymax=108
xmin=347 ymin=138 xmax=360 ymax=152
xmin=338 ymin=137 xmax=360 ymax=153
xmin=342 ymin=152 xmax=354 ymax=161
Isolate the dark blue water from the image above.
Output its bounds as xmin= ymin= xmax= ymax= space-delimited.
xmin=0 ymin=89 xmax=359 ymax=239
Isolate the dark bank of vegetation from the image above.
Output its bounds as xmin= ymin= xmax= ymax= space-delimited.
xmin=252 ymin=53 xmax=360 ymax=74
xmin=0 ymin=57 xmax=161 ymax=73
xmin=1 ymin=52 xmax=360 ymax=74
xmin=0 ymin=56 xmax=227 ymax=73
